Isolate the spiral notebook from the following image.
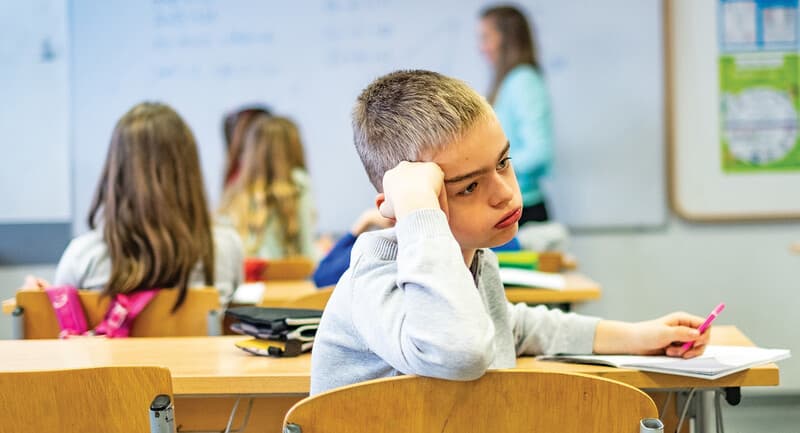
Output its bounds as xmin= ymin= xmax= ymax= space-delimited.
xmin=538 ymin=345 xmax=790 ymax=380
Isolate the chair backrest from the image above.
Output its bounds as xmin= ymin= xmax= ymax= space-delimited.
xmin=278 ymin=287 xmax=333 ymax=310
xmin=0 ymin=366 xmax=173 ymax=433
xmin=284 ymin=370 xmax=658 ymax=433
xmin=263 ymin=257 xmax=315 ymax=281
xmin=15 ymin=287 xmax=220 ymax=339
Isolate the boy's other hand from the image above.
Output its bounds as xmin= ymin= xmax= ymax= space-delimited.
xmin=594 ymin=312 xmax=710 ymax=358
xmin=376 ymin=161 xmax=449 ymax=221
xmin=351 ymin=208 xmax=394 ymax=235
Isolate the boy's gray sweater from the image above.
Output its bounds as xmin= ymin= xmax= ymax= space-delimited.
xmin=310 ymin=209 xmax=600 ymax=395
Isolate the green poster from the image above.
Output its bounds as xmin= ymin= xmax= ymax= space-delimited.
xmin=719 ymin=0 xmax=800 ymax=173
xmin=719 ymin=53 xmax=800 ymax=172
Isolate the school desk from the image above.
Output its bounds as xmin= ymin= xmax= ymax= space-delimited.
xmin=258 ymin=274 xmax=602 ymax=311
xmin=0 ymin=274 xmax=601 ymax=318
xmin=0 ymin=326 xmax=778 ymax=433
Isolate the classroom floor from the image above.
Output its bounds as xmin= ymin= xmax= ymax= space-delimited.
xmin=1 ymin=266 xmax=799 ymax=432
xmin=722 ymin=394 xmax=800 ymax=432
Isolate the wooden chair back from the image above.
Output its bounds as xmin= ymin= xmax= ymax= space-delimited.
xmin=0 ymin=366 xmax=172 ymax=433
xmin=15 ymin=287 xmax=220 ymax=338
xmin=284 ymin=370 xmax=658 ymax=433
xmin=262 ymin=257 xmax=315 ymax=281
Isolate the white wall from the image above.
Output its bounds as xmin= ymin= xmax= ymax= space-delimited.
xmin=0 ymin=0 xmax=70 ymax=223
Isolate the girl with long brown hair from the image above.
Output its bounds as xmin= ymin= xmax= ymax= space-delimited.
xmin=219 ymin=115 xmax=316 ymax=259
xmin=54 ymin=102 xmax=243 ymax=308
xmin=480 ymin=5 xmax=553 ymax=224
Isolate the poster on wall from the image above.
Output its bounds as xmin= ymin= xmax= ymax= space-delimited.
xmin=718 ymin=0 xmax=800 ymax=173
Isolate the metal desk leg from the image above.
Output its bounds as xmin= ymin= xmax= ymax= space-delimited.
xmin=12 ymin=307 xmax=24 ymax=339
xmin=694 ymin=390 xmax=715 ymax=433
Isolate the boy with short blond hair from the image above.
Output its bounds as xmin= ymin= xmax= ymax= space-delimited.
xmin=310 ymin=70 xmax=708 ymax=395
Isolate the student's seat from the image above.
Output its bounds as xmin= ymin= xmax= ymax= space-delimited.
xmin=12 ymin=287 xmax=221 ymax=339
xmin=0 ymin=366 xmax=173 ymax=433
xmin=283 ymin=370 xmax=660 ymax=433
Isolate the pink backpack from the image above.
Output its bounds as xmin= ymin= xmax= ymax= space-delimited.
xmin=45 ymin=286 xmax=158 ymax=338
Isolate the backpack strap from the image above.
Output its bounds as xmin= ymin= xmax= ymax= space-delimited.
xmin=94 ymin=289 xmax=159 ymax=338
xmin=44 ymin=286 xmax=89 ymax=338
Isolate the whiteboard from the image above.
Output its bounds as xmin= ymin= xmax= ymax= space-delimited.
xmin=0 ymin=0 xmax=70 ymax=223
xmin=670 ymin=0 xmax=800 ymax=220
xmin=69 ymin=0 xmax=666 ymax=233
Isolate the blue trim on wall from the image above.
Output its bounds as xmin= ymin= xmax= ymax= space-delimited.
xmin=0 ymin=223 xmax=71 ymax=265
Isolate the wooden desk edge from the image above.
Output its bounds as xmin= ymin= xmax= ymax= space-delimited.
xmin=173 ymin=375 xmax=311 ymax=396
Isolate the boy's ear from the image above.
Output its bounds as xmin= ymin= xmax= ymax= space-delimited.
xmin=375 ymin=193 xmax=396 ymax=222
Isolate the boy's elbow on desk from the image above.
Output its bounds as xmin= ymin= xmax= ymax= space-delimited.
xmin=400 ymin=330 xmax=495 ymax=381
xmin=406 ymin=346 xmax=493 ymax=381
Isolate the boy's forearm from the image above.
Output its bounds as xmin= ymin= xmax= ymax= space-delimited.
xmin=592 ymin=320 xmax=638 ymax=354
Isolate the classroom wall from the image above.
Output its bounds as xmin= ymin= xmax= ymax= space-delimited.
xmin=571 ymin=217 xmax=800 ymax=392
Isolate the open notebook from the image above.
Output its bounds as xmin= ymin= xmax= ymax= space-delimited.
xmin=538 ymin=345 xmax=790 ymax=380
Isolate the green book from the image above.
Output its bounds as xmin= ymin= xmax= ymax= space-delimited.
xmin=495 ymin=251 xmax=538 ymax=270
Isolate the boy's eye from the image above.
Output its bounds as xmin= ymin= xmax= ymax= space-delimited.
xmin=497 ymin=156 xmax=512 ymax=170
xmin=460 ymin=182 xmax=478 ymax=196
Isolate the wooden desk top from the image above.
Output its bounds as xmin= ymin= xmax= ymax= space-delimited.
xmin=258 ymin=274 xmax=601 ymax=308
xmin=0 ymin=326 xmax=778 ymax=396
xmin=515 ymin=326 xmax=779 ymax=389
xmin=505 ymin=273 xmax=602 ymax=304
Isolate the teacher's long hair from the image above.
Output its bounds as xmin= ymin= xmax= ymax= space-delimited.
xmin=88 ymin=102 xmax=215 ymax=311
xmin=481 ymin=5 xmax=541 ymax=103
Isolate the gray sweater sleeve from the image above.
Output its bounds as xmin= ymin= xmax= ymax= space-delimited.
xmin=507 ymin=301 xmax=600 ymax=356
xmin=350 ymin=209 xmax=496 ymax=381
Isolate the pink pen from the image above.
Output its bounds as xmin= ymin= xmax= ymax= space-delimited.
xmin=681 ymin=303 xmax=725 ymax=352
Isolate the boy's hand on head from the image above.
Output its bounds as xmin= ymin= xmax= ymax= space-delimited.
xmin=594 ymin=312 xmax=710 ymax=358
xmin=377 ymin=161 xmax=449 ymax=221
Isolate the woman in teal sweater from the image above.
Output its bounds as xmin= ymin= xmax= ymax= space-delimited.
xmin=479 ymin=5 xmax=552 ymax=224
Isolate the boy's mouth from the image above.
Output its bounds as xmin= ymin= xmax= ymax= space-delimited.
xmin=495 ymin=208 xmax=522 ymax=229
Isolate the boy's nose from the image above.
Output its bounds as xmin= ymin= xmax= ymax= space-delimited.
xmin=489 ymin=174 xmax=514 ymax=208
